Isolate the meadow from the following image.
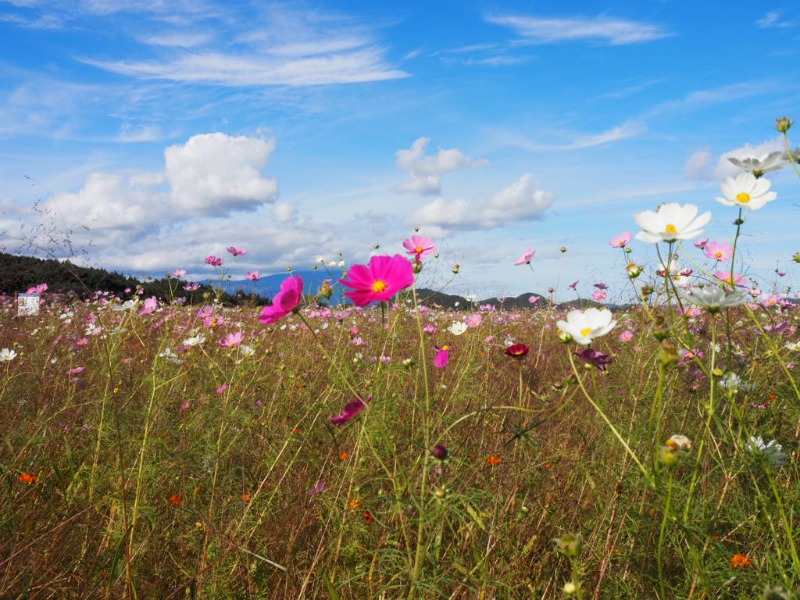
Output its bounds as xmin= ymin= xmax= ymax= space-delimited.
xmin=1 ymin=122 xmax=799 ymax=599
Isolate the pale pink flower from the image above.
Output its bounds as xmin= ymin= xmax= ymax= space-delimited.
xmin=227 ymin=246 xmax=247 ymax=256
xmin=467 ymin=314 xmax=482 ymax=328
xmin=608 ymin=232 xmax=633 ymax=248
xmin=171 ymin=269 xmax=186 ymax=278
xmin=715 ymin=270 xmax=750 ymax=287
xmin=183 ymin=283 xmax=201 ymax=292
xmin=693 ymin=238 xmax=709 ymax=250
xmin=403 ymin=235 xmax=437 ymax=260
xmin=514 ymin=249 xmax=535 ymax=265
xmin=704 ymin=241 xmax=733 ymax=262
xmin=619 ymin=331 xmax=634 ymax=342
xmin=592 ymin=290 xmax=607 ymax=302
xmin=246 ymin=271 xmax=260 ymax=281
xmin=139 ymin=296 xmax=159 ymax=315
xmin=220 ymin=331 xmax=244 ymax=348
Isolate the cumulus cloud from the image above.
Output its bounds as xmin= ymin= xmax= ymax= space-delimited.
xmin=714 ymin=136 xmax=786 ymax=179
xmin=487 ymin=14 xmax=671 ymax=45
xmin=42 ymin=132 xmax=279 ymax=245
xmin=165 ymin=133 xmax=278 ymax=215
xmin=396 ymin=137 xmax=488 ymax=195
xmin=407 ymin=174 xmax=553 ymax=230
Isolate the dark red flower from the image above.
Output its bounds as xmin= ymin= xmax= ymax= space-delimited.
xmin=575 ymin=348 xmax=612 ymax=372
xmin=504 ymin=343 xmax=529 ymax=359
xmin=330 ymin=396 xmax=372 ymax=425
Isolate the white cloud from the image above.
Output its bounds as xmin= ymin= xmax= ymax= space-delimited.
xmin=714 ymin=136 xmax=786 ymax=179
xmin=165 ymin=133 xmax=278 ymax=214
xmin=407 ymin=174 xmax=553 ymax=230
xmin=756 ymin=12 xmax=794 ymax=29
xmin=501 ymin=120 xmax=645 ymax=152
xmin=396 ymin=137 xmax=488 ymax=195
xmin=487 ymin=14 xmax=671 ymax=45
xmin=683 ymin=149 xmax=712 ymax=179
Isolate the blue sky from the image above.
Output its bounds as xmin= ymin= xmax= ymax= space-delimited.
xmin=1 ymin=0 xmax=799 ymax=300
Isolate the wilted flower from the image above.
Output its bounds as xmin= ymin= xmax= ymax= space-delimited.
xmin=330 ymin=396 xmax=372 ymax=425
xmin=556 ymin=308 xmax=617 ymax=346
xmin=634 ymin=203 xmax=711 ymax=243
xmin=717 ymin=172 xmax=777 ymax=210
xmin=575 ymin=348 xmax=612 ymax=372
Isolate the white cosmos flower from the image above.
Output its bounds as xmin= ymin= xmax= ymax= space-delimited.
xmin=682 ymin=286 xmax=746 ymax=313
xmin=0 ymin=348 xmax=18 ymax=362
xmin=717 ymin=172 xmax=777 ymax=211
xmin=634 ymin=203 xmax=712 ymax=243
xmin=448 ymin=321 xmax=468 ymax=335
xmin=556 ymin=308 xmax=617 ymax=345
xmin=181 ymin=335 xmax=206 ymax=347
xmin=728 ymin=151 xmax=788 ymax=176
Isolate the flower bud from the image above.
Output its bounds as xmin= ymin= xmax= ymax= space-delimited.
xmin=776 ymin=117 xmax=793 ymax=133
xmin=656 ymin=341 xmax=680 ymax=367
xmin=431 ymin=444 xmax=448 ymax=460
xmin=626 ymin=263 xmax=642 ymax=278
xmin=554 ymin=533 xmax=582 ymax=557
xmin=557 ymin=329 xmax=573 ymax=343
xmin=318 ymin=280 xmax=333 ymax=299
xmin=452 ymin=263 xmax=460 ymax=274
xmin=563 ymin=582 xmax=578 ymax=596
xmin=792 ymin=252 xmax=800 ymax=264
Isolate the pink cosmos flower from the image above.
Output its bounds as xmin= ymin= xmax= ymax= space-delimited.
xmin=693 ymin=238 xmax=709 ymax=250
xmin=259 ymin=275 xmax=303 ymax=324
xmin=171 ymin=269 xmax=186 ymax=278
xmin=608 ymin=232 xmax=633 ymax=248
xmin=568 ymin=280 xmax=579 ymax=290
xmin=619 ymin=331 xmax=634 ymax=342
xmin=220 ymin=331 xmax=244 ymax=348
xmin=205 ymin=255 xmax=223 ymax=267
xmin=715 ymin=270 xmax=750 ymax=287
xmin=434 ymin=345 xmax=451 ymax=368
xmin=339 ymin=254 xmax=415 ymax=306
xmin=140 ymin=296 xmax=159 ymax=315
xmin=403 ymin=235 xmax=437 ymax=260
xmin=227 ymin=246 xmax=247 ymax=256
xmin=330 ymin=396 xmax=372 ymax=425
xmin=592 ymin=290 xmax=607 ymax=302
xmin=514 ymin=249 xmax=535 ymax=265
xmin=246 ymin=271 xmax=260 ymax=281
xmin=26 ymin=283 xmax=48 ymax=295
xmin=704 ymin=241 xmax=733 ymax=262
xmin=183 ymin=282 xmax=201 ymax=292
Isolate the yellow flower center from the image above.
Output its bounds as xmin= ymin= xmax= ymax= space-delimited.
xmin=415 ymin=246 xmax=424 ymax=253
xmin=736 ymin=192 xmax=750 ymax=204
xmin=580 ymin=327 xmax=592 ymax=338
xmin=371 ymin=280 xmax=387 ymax=292
xmin=664 ymin=224 xmax=678 ymax=234
xmin=715 ymin=252 xmax=723 ymax=259
xmin=442 ymin=344 xmax=450 ymax=351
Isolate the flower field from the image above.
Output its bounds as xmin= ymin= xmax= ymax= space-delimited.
xmin=1 ymin=123 xmax=800 ymax=599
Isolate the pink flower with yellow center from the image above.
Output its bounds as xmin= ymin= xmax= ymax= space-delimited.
xmin=339 ymin=254 xmax=415 ymax=306
xmin=703 ymin=241 xmax=733 ymax=262
xmin=403 ymin=234 xmax=437 ymax=260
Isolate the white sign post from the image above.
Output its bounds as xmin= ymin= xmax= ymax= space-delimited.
xmin=17 ymin=293 xmax=40 ymax=316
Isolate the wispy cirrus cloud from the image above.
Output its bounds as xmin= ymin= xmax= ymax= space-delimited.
xmin=756 ymin=11 xmax=795 ymax=29
xmin=486 ymin=13 xmax=671 ymax=45
xmin=501 ymin=119 xmax=646 ymax=152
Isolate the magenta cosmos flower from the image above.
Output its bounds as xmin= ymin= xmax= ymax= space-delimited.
xmin=403 ymin=235 xmax=437 ymax=260
xmin=259 ymin=275 xmax=303 ymax=324
xmin=514 ymin=249 xmax=535 ymax=265
xmin=434 ymin=344 xmax=451 ymax=368
xmin=339 ymin=254 xmax=415 ymax=306
xmin=205 ymin=255 xmax=223 ymax=266
xmin=330 ymin=396 xmax=372 ymax=425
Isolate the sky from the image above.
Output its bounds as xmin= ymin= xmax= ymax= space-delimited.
xmin=1 ymin=0 xmax=799 ymax=301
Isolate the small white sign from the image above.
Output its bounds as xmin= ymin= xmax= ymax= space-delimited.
xmin=17 ymin=293 xmax=40 ymax=316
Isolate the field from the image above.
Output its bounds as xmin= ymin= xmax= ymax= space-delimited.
xmin=2 ymin=133 xmax=800 ymax=599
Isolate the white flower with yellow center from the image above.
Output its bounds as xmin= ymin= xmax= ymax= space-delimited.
xmin=728 ymin=151 xmax=788 ymax=176
xmin=556 ymin=308 xmax=617 ymax=346
xmin=633 ymin=203 xmax=711 ymax=244
xmin=717 ymin=172 xmax=777 ymax=210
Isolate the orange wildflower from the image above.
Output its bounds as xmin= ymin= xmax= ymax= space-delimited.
xmin=18 ymin=472 xmax=36 ymax=483
xmin=363 ymin=511 xmax=374 ymax=523
xmin=486 ymin=456 xmax=502 ymax=466
xmin=241 ymin=493 xmax=251 ymax=502
xmin=339 ymin=451 xmax=349 ymax=461
xmin=729 ymin=553 xmax=751 ymax=568
xmin=347 ymin=498 xmax=361 ymax=510
xmin=169 ymin=494 xmax=182 ymax=506
xmin=292 ymin=427 xmax=301 ymax=434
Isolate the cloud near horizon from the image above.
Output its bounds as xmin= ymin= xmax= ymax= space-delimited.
xmin=407 ymin=174 xmax=553 ymax=230
xmin=487 ymin=13 xmax=671 ymax=45
xmin=396 ymin=137 xmax=488 ymax=195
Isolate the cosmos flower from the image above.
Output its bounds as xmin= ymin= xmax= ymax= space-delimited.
xmin=633 ymin=203 xmax=712 ymax=243
xmin=259 ymin=275 xmax=303 ymax=324
xmin=330 ymin=396 xmax=372 ymax=425
xmin=220 ymin=331 xmax=244 ymax=348
xmin=575 ymin=348 xmax=612 ymax=372
xmin=403 ymin=234 xmax=437 ymax=260
xmin=682 ymin=286 xmax=746 ymax=312
xmin=0 ymin=348 xmax=18 ymax=362
xmin=747 ymin=436 xmax=787 ymax=466
xmin=556 ymin=308 xmax=617 ymax=345
xmin=245 ymin=271 xmax=260 ymax=281
xmin=717 ymin=172 xmax=777 ymax=210
xmin=339 ymin=254 xmax=415 ymax=306
xmin=448 ymin=321 xmax=468 ymax=335
xmin=227 ymin=246 xmax=247 ymax=256
xmin=728 ymin=150 xmax=788 ymax=176
xmin=504 ymin=343 xmax=529 ymax=359
xmin=434 ymin=345 xmax=451 ymax=368
xmin=608 ymin=232 xmax=633 ymax=248
xmin=514 ymin=249 xmax=535 ymax=265
xmin=703 ymin=241 xmax=733 ymax=262
xmin=204 ymin=255 xmax=223 ymax=266
xmin=714 ymin=270 xmax=750 ymax=288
